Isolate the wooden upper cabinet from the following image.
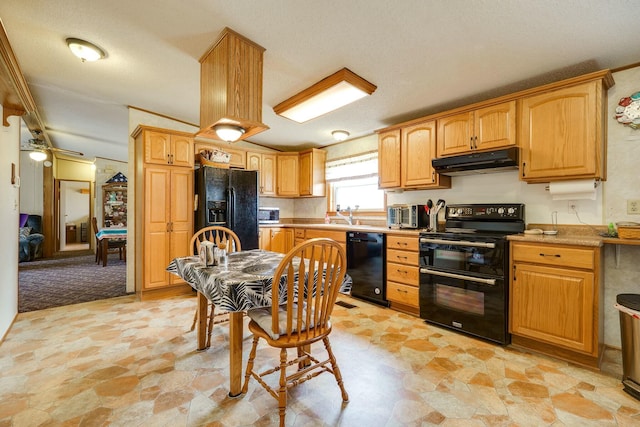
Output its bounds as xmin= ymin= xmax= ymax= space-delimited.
xmin=437 ymin=100 xmax=516 ymax=157
xmin=378 ymin=129 xmax=401 ymax=189
xmin=137 ymin=126 xmax=194 ymax=168
xmin=197 ymin=28 xmax=268 ymax=141
xmin=401 ymin=121 xmax=450 ymax=189
xmin=299 ymin=148 xmax=326 ymax=197
xmin=247 ymin=151 xmax=277 ymax=196
xmin=519 ymin=80 xmax=606 ymax=182
xmin=277 ymin=153 xmax=299 ymax=196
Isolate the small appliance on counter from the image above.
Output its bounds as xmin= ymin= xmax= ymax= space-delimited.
xmin=387 ymin=204 xmax=429 ymax=229
xmin=258 ymin=207 xmax=280 ymax=224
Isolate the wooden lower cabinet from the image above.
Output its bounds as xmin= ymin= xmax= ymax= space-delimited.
xmin=259 ymin=227 xmax=294 ymax=253
xmin=509 ymin=241 xmax=603 ymax=367
xmin=385 ymin=234 xmax=420 ymax=316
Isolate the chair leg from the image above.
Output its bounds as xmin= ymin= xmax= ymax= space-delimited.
xmin=323 ymin=337 xmax=349 ymax=403
xmin=190 ymin=306 xmax=199 ymax=331
xmin=278 ymin=348 xmax=288 ymax=427
xmin=206 ymin=303 xmax=216 ymax=348
xmin=242 ymin=335 xmax=260 ymax=394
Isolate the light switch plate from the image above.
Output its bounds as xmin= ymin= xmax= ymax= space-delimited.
xmin=627 ymin=199 xmax=640 ymax=215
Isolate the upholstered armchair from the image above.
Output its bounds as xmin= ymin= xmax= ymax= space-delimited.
xmin=19 ymin=214 xmax=45 ymax=262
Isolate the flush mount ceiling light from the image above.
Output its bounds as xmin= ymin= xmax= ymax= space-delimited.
xmin=29 ymin=150 xmax=47 ymax=162
xmin=214 ymin=124 xmax=246 ymax=142
xmin=66 ymin=38 xmax=106 ymax=62
xmin=332 ymin=130 xmax=350 ymax=142
xmin=274 ymin=68 xmax=377 ymax=123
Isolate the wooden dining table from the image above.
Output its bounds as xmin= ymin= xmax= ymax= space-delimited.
xmin=166 ymin=249 xmax=352 ymax=397
xmin=95 ymin=227 xmax=127 ymax=267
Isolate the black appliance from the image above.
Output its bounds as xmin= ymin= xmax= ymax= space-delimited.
xmin=419 ymin=203 xmax=525 ymax=344
xmin=347 ymin=232 xmax=388 ymax=306
xmin=194 ymin=166 xmax=259 ymax=250
xmin=431 ymin=147 xmax=519 ymax=176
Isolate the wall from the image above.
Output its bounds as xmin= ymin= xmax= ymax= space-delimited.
xmin=0 ymin=109 xmax=21 ymax=341
xmin=18 ymin=152 xmax=44 ymax=215
xmin=602 ymin=66 xmax=640 ymax=348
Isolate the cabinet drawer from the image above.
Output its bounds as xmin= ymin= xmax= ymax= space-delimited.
xmin=386 ymin=281 xmax=419 ymax=307
xmin=305 ymin=229 xmax=346 ymax=243
xmin=512 ymin=243 xmax=595 ymax=270
xmin=387 ymin=248 xmax=419 ymax=266
xmin=294 ymin=229 xmax=305 ymax=239
xmin=387 ymin=235 xmax=419 ymax=252
xmin=386 ymin=262 xmax=419 ymax=286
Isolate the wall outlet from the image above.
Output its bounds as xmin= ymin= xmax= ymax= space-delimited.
xmin=628 ymin=199 xmax=640 ymax=215
xmin=567 ymin=201 xmax=577 ymax=214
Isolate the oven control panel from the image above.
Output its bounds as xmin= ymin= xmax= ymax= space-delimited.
xmin=445 ymin=204 xmax=525 ymax=221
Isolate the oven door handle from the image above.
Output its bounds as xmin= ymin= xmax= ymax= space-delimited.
xmin=419 ymin=237 xmax=496 ymax=249
xmin=420 ymin=268 xmax=497 ymax=286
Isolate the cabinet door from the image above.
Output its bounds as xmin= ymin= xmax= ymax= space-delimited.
xmin=298 ymin=149 xmax=326 ymax=197
xmin=270 ymin=228 xmax=293 ymax=253
xmin=401 ymin=121 xmax=450 ymax=188
xmin=277 ymin=154 xmax=299 ymax=196
xmin=246 ymin=151 xmax=261 ymax=171
xmin=378 ymin=129 xmax=401 ymax=189
xmin=170 ymin=134 xmax=194 ymax=167
xmin=298 ymin=150 xmax=312 ymax=196
xmin=519 ymin=81 xmax=600 ymax=182
xmin=261 ymin=154 xmax=277 ymax=196
xmin=145 ymin=131 xmax=171 ymax=165
xmin=259 ymin=227 xmax=270 ymax=250
xmin=474 ymin=101 xmax=516 ymax=151
xmin=437 ymin=112 xmax=473 ymax=157
xmin=144 ymin=167 xmax=171 ymax=289
xmin=169 ymin=168 xmax=193 ymax=284
xmin=510 ymin=263 xmax=595 ymax=354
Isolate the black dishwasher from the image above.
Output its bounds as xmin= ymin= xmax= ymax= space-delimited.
xmin=347 ymin=232 xmax=388 ymax=306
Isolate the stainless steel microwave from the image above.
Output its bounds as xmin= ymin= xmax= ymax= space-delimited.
xmin=387 ymin=204 xmax=429 ymax=229
xmin=258 ymin=207 xmax=280 ymax=224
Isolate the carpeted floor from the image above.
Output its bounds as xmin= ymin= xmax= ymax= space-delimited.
xmin=18 ymin=252 xmax=128 ymax=312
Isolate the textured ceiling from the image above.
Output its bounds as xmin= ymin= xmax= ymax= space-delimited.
xmin=1 ymin=0 xmax=639 ymax=162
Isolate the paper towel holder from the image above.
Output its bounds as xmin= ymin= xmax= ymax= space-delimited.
xmin=544 ymin=179 xmax=600 ymax=191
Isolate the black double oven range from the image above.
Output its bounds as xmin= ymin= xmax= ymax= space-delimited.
xmin=419 ymin=203 xmax=525 ymax=345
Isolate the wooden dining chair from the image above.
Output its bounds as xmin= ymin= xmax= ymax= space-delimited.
xmin=189 ymin=226 xmax=241 ymax=348
xmin=241 ymin=238 xmax=349 ymax=427
xmin=91 ymin=217 xmax=126 ymax=264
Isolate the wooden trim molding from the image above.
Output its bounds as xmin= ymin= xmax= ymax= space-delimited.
xmin=0 ymin=21 xmax=35 ymax=114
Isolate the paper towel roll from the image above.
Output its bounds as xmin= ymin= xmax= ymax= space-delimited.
xmin=548 ymin=179 xmax=597 ymax=200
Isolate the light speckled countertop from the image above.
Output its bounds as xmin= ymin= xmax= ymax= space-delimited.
xmin=506 ymin=224 xmax=640 ymax=247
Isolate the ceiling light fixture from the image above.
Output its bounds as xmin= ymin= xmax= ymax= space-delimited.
xmin=214 ymin=124 xmax=246 ymax=142
xmin=332 ymin=130 xmax=350 ymax=142
xmin=274 ymin=68 xmax=377 ymax=123
xmin=29 ymin=150 xmax=47 ymax=162
xmin=66 ymin=38 xmax=106 ymax=62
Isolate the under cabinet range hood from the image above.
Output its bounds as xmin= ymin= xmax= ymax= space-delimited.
xmin=432 ymin=147 xmax=519 ymax=176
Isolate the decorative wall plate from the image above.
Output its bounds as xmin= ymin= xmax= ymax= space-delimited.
xmin=615 ymin=92 xmax=640 ymax=129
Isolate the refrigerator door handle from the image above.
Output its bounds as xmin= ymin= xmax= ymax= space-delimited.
xmin=228 ymin=187 xmax=235 ymax=229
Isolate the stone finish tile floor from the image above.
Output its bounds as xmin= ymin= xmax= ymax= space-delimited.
xmin=1 ymin=294 xmax=639 ymax=426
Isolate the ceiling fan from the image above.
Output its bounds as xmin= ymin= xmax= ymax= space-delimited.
xmin=21 ymin=130 xmax=84 ymax=161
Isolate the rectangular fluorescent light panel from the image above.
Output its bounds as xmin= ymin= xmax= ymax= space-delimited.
xmin=274 ymin=68 xmax=376 ymax=123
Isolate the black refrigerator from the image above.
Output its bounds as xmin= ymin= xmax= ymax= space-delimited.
xmin=194 ymin=166 xmax=259 ymax=250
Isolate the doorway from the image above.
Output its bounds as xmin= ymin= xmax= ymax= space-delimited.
xmin=57 ymin=180 xmax=91 ymax=252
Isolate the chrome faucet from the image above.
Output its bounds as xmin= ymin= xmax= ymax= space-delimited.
xmin=335 ymin=205 xmax=358 ymax=226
